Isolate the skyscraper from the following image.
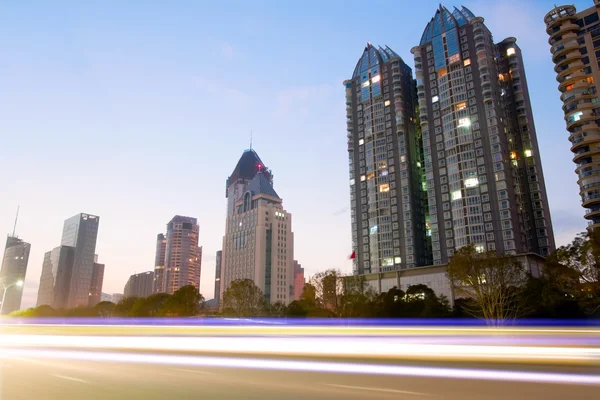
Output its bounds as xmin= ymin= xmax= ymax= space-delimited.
xmin=36 ymin=213 xmax=100 ymax=309
xmin=124 ymin=271 xmax=154 ymax=298
xmin=544 ymin=2 xmax=600 ymax=229
xmin=153 ymin=233 xmax=167 ymax=293
xmin=221 ymin=150 xmax=295 ymax=305
xmin=163 ymin=216 xmax=202 ymax=294
xmin=214 ymin=250 xmax=222 ymax=304
xmin=37 ymin=245 xmax=74 ymax=308
xmin=61 ymin=213 xmax=100 ymax=308
xmin=411 ymin=5 xmax=555 ymax=263
xmin=345 ymin=44 xmax=429 ymax=275
xmin=0 ymin=236 xmax=31 ymax=314
xmin=89 ymin=261 xmax=104 ymax=307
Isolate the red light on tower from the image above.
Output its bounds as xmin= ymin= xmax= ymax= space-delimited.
xmin=257 ymin=163 xmax=262 ymax=170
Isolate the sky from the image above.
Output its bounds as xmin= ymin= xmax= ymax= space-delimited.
xmin=0 ymin=0 xmax=593 ymax=308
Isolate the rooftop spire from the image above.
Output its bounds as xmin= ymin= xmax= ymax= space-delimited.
xmin=12 ymin=205 xmax=19 ymax=237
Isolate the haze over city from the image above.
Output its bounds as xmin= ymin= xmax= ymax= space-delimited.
xmin=0 ymin=0 xmax=589 ymax=307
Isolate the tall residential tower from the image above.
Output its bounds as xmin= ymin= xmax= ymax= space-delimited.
xmin=162 ymin=216 xmax=202 ymax=294
xmin=545 ymin=1 xmax=600 ymax=229
xmin=345 ymin=44 xmax=429 ymax=275
xmin=411 ymin=5 xmax=554 ymax=264
xmin=153 ymin=233 xmax=167 ymax=293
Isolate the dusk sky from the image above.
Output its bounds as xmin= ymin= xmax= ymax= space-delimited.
xmin=0 ymin=0 xmax=591 ymax=308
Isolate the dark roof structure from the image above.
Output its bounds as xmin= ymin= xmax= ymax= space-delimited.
xmin=249 ymin=172 xmax=280 ymax=200
xmin=420 ymin=5 xmax=476 ymax=45
xmin=226 ymin=149 xmax=273 ymax=196
xmin=352 ymin=43 xmax=402 ymax=78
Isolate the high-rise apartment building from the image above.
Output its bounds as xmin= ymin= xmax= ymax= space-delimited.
xmin=214 ymin=250 xmax=222 ymax=304
xmin=89 ymin=261 xmax=104 ymax=307
xmin=153 ymin=233 xmax=167 ymax=293
xmin=162 ymin=216 xmax=202 ymax=294
xmin=345 ymin=44 xmax=430 ymax=275
xmin=545 ymin=1 xmax=600 ymax=229
xmin=36 ymin=213 xmax=100 ymax=309
xmin=293 ymin=260 xmax=305 ymax=301
xmin=221 ymin=150 xmax=295 ymax=305
xmin=124 ymin=271 xmax=154 ymax=298
xmin=410 ymin=5 xmax=554 ymax=264
xmin=0 ymin=236 xmax=31 ymax=314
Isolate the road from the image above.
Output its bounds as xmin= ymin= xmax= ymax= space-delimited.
xmin=0 ymin=322 xmax=599 ymax=399
xmin=1 ymin=352 xmax=599 ymax=400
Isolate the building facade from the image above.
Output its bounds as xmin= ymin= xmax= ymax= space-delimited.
xmin=221 ymin=151 xmax=294 ymax=305
xmin=410 ymin=5 xmax=554 ymax=265
xmin=60 ymin=213 xmax=100 ymax=308
xmin=345 ymin=43 xmax=430 ymax=276
xmin=293 ymin=260 xmax=305 ymax=300
xmin=89 ymin=261 xmax=105 ymax=307
xmin=545 ymin=1 xmax=600 ymax=229
xmin=37 ymin=245 xmax=75 ymax=308
xmin=124 ymin=271 xmax=155 ymax=298
xmin=162 ymin=216 xmax=202 ymax=294
xmin=0 ymin=236 xmax=31 ymax=314
xmin=153 ymin=233 xmax=167 ymax=293
xmin=214 ymin=250 xmax=222 ymax=304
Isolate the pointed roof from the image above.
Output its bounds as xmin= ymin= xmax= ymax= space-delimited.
xmin=420 ymin=5 xmax=476 ymax=45
xmin=228 ymin=149 xmax=272 ymax=184
xmin=249 ymin=172 xmax=280 ymax=200
xmin=352 ymin=43 xmax=404 ymax=78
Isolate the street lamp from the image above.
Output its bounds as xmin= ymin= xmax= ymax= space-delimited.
xmin=0 ymin=280 xmax=24 ymax=315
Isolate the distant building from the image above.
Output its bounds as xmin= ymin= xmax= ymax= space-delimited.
xmin=111 ymin=293 xmax=123 ymax=304
xmin=221 ymin=149 xmax=295 ymax=305
xmin=161 ymin=216 xmax=202 ymax=294
xmin=36 ymin=213 xmax=100 ymax=309
xmin=124 ymin=271 xmax=154 ymax=298
xmin=153 ymin=233 xmax=167 ymax=293
xmin=89 ymin=262 xmax=105 ymax=307
xmin=293 ymin=261 xmax=305 ymax=301
xmin=214 ymin=250 xmax=222 ymax=304
xmin=100 ymin=292 xmax=112 ymax=302
xmin=0 ymin=236 xmax=31 ymax=314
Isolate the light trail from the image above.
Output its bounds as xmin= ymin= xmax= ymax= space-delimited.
xmin=1 ymin=334 xmax=599 ymax=365
xmin=2 ymin=348 xmax=600 ymax=386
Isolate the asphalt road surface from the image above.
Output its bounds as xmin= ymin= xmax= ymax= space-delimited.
xmin=1 ymin=353 xmax=598 ymax=400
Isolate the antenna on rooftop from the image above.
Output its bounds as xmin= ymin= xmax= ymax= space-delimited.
xmin=12 ymin=206 xmax=19 ymax=237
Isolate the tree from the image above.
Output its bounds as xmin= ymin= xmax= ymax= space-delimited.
xmin=403 ymin=284 xmax=451 ymax=318
xmin=114 ymin=296 xmax=138 ymax=317
xmin=547 ymin=231 xmax=600 ymax=316
xmin=160 ymin=285 xmax=204 ymax=317
xmin=310 ymin=269 xmax=344 ymax=315
xmin=447 ymin=245 xmax=527 ymax=325
xmin=93 ymin=301 xmax=115 ymax=317
xmin=10 ymin=305 xmax=56 ymax=317
xmin=339 ymin=275 xmax=377 ymax=317
xmin=222 ymin=279 xmax=265 ymax=317
xmin=130 ymin=294 xmax=170 ymax=317
xmin=373 ymin=286 xmax=406 ymax=318
xmin=266 ymin=301 xmax=287 ymax=317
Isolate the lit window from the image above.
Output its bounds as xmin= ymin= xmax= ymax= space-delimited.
xmin=455 ymin=102 xmax=467 ymax=111
xmin=367 ymin=172 xmax=375 ymax=180
xmin=588 ymin=76 xmax=595 ymax=84
xmin=524 ymin=149 xmax=533 ymax=157
xmin=458 ymin=118 xmax=471 ymax=127
xmin=432 ymin=95 xmax=439 ymax=103
xmin=394 ymin=256 xmax=402 ymax=264
xmin=370 ymin=226 xmax=378 ymax=235
xmin=448 ymin=54 xmax=460 ymax=64
xmin=359 ymin=139 xmax=364 ymax=145
xmin=400 ymin=155 xmax=406 ymax=163
xmin=451 ymin=190 xmax=462 ymax=201
xmin=464 ymin=58 xmax=471 ymax=66
xmin=438 ymin=68 xmax=447 ymax=78
xmin=362 ymin=81 xmax=370 ymax=88
xmin=465 ymin=177 xmax=479 ymax=188
xmin=380 ymin=184 xmax=390 ymax=192
xmin=568 ymin=111 xmax=583 ymax=123
xmin=384 ymin=100 xmax=391 ymax=107
xmin=360 ymin=175 xmax=366 ymax=182
xmin=506 ymin=47 xmax=515 ymax=56
xmin=371 ymin=75 xmax=381 ymax=83
xmin=510 ymin=151 xmax=517 ymax=160
xmin=382 ymin=258 xmax=394 ymax=267
xmin=475 ymin=245 xmax=485 ymax=253
xmin=350 ymin=178 xmax=355 ymax=186
xmin=380 ymin=169 xmax=388 ymax=176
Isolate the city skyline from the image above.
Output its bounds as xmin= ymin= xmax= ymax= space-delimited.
xmin=1 ymin=0 xmax=592 ymax=308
